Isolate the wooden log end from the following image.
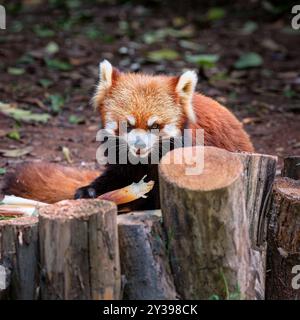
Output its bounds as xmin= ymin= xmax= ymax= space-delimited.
xmin=274 ymin=177 xmax=300 ymax=201
xmin=0 ymin=216 xmax=38 ymax=227
xmin=159 ymin=146 xmax=243 ymax=191
xmin=38 ymin=199 xmax=117 ymax=219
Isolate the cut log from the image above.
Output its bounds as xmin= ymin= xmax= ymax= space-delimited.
xmin=117 ymin=210 xmax=177 ymax=300
xmin=0 ymin=216 xmax=39 ymax=300
xmin=282 ymin=156 xmax=300 ymax=180
xmin=159 ymin=146 xmax=254 ymax=299
xmin=235 ymin=153 xmax=277 ymax=299
xmin=266 ymin=177 xmax=300 ymax=299
xmin=38 ymin=199 xmax=121 ymax=300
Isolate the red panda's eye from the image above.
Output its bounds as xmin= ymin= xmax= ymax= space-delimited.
xmin=150 ymin=123 xmax=160 ymax=130
xmin=127 ymin=123 xmax=134 ymax=132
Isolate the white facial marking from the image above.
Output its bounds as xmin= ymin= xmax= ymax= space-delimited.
xmin=105 ymin=120 xmax=117 ymax=135
xmin=126 ymin=129 xmax=158 ymax=158
xmin=147 ymin=116 xmax=158 ymax=127
xmin=162 ymin=124 xmax=181 ymax=137
xmin=126 ymin=115 xmax=136 ymax=126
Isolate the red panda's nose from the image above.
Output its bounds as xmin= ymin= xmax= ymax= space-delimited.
xmin=134 ymin=137 xmax=147 ymax=150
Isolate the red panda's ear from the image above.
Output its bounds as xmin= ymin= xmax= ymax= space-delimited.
xmin=175 ymin=70 xmax=198 ymax=123
xmin=93 ymin=60 xmax=120 ymax=109
xmin=98 ymin=60 xmax=120 ymax=88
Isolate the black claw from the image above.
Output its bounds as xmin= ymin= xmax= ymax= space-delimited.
xmin=87 ymin=187 xmax=96 ymax=198
xmin=74 ymin=186 xmax=97 ymax=199
xmin=74 ymin=189 xmax=83 ymax=199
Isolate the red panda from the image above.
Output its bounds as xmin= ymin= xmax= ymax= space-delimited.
xmin=3 ymin=60 xmax=254 ymax=209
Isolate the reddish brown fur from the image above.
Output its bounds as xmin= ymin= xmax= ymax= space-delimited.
xmin=190 ymin=93 xmax=254 ymax=152
xmin=96 ymin=73 xmax=187 ymax=130
xmin=3 ymin=162 xmax=99 ymax=203
xmin=3 ymin=69 xmax=253 ymax=203
xmin=96 ymin=72 xmax=254 ymax=153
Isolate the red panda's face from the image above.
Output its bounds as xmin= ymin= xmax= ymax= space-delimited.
xmin=93 ymin=60 xmax=197 ymax=158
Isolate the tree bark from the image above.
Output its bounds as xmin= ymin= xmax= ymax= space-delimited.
xmin=117 ymin=210 xmax=177 ymax=300
xmin=159 ymin=146 xmax=254 ymax=299
xmin=235 ymin=153 xmax=277 ymax=299
xmin=38 ymin=199 xmax=121 ymax=300
xmin=0 ymin=216 xmax=39 ymax=300
xmin=282 ymin=156 xmax=300 ymax=180
xmin=266 ymin=177 xmax=300 ymax=299
xmin=235 ymin=152 xmax=277 ymax=248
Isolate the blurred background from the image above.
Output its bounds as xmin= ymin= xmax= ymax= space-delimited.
xmin=0 ymin=0 xmax=299 ymax=178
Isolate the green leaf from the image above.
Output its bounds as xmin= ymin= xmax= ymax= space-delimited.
xmin=179 ymin=40 xmax=205 ymax=51
xmin=147 ymin=49 xmax=179 ymax=62
xmin=284 ymin=88 xmax=296 ymax=99
xmin=7 ymin=129 xmax=20 ymax=141
xmin=45 ymin=41 xmax=59 ymax=55
xmin=101 ymin=34 xmax=115 ymax=44
xmin=0 ymin=168 xmax=6 ymax=175
xmin=143 ymin=27 xmax=194 ymax=44
xmin=49 ymin=94 xmax=64 ymax=113
xmin=7 ymin=67 xmax=25 ymax=76
xmin=0 ymin=102 xmax=51 ymax=123
xmin=68 ymin=114 xmax=85 ymax=125
xmin=39 ymin=79 xmax=53 ymax=88
xmin=206 ymin=7 xmax=226 ymax=21
xmin=17 ymin=54 xmax=34 ymax=65
xmin=85 ymin=27 xmax=102 ymax=40
xmin=45 ymin=58 xmax=73 ymax=71
xmin=11 ymin=21 xmax=24 ymax=33
xmin=209 ymin=294 xmax=220 ymax=300
xmin=186 ymin=54 xmax=219 ymax=68
xmin=241 ymin=21 xmax=258 ymax=35
xmin=234 ymin=52 xmax=263 ymax=69
xmin=33 ymin=25 xmax=55 ymax=38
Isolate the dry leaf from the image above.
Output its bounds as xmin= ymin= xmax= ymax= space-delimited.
xmin=62 ymin=146 xmax=73 ymax=164
xmin=242 ymin=117 xmax=262 ymax=125
xmin=0 ymin=146 xmax=33 ymax=157
xmin=0 ymin=102 xmax=51 ymax=123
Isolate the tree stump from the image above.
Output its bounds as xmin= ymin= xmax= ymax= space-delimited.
xmin=0 ymin=216 xmax=39 ymax=300
xmin=38 ymin=199 xmax=121 ymax=300
xmin=282 ymin=156 xmax=300 ymax=180
xmin=266 ymin=177 xmax=300 ymax=299
xmin=159 ymin=146 xmax=254 ymax=299
xmin=236 ymin=152 xmax=277 ymax=247
xmin=117 ymin=210 xmax=177 ymax=300
xmin=235 ymin=153 xmax=277 ymax=299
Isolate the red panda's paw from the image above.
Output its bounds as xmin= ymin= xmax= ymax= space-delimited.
xmin=74 ymin=185 xmax=97 ymax=199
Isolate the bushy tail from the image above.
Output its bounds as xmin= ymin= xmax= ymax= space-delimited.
xmin=2 ymin=162 xmax=100 ymax=203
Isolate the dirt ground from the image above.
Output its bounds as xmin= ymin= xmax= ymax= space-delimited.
xmin=0 ymin=1 xmax=299 ymax=188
